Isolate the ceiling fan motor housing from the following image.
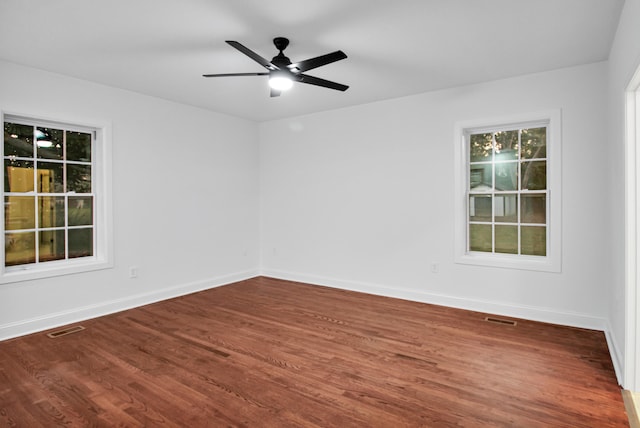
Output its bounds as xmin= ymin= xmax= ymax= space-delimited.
xmin=271 ymin=37 xmax=292 ymax=69
xmin=273 ymin=37 xmax=289 ymax=52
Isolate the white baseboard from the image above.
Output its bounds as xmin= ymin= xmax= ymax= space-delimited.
xmin=0 ymin=269 xmax=259 ymax=341
xmin=261 ymin=268 xmax=608 ymax=331
xmin=605 ymin=319 xmax=625 ymax=385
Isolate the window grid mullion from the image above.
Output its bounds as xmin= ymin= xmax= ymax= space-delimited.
xmin=33 ymin=125 xmax=41 ymax=265
xmin=517 ymin=129 xmax=522 ymax=255
xmin=63 ymin=130 xmax=69 ymax=261
xmin=91 ymin=131 xmax=97 ymax=258
xmin=546 ymin=126 xmax=551 ymax=257
xmin=491 ymin=132 xmax=496 ymax=254
xmin=491 ymin=133 xmax=496 ymax=254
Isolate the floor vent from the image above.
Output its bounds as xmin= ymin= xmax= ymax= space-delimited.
xmin=46 ymin=325 xmax=85 ymax=338
xmin=485 ymin=317 xmax=517 ymax=326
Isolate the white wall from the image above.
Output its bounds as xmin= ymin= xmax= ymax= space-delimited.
xmin=0 ymin=60 xmax=261 ymax=340
xmin=607 ymin=0 xmax=640 ymax=388
xmin=260 ymin=62 xmax=610 ymax=333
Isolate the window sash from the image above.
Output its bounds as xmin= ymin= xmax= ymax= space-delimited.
xmin=1 ymin=111 xmax=112 ymax=283
xmin=453 ymin=111 xmax=561 ymax=272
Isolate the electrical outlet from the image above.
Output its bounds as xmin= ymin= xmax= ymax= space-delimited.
xmin=430 ymin=262 xmax=439 ymax=273
xmin=129 ymin=266 xmax=138 ymax=278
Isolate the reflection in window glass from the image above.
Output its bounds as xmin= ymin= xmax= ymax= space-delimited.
xmin=68 ymin=196 xmax=93 ymax=226
xmin=67 ymin=164 xmax=92 ymax=193
xmin=494 ymin=162 xmax=517 ymax=191
xmin=494 ymin=194 xmax=518 ymax=223
xmin=69 ymin=228 xmax=93 ymax=258
xmin=36 ymin=127 xmax=64 ymax=160
xmin=37 ymin=162 xmax=64 ymax=193
xmin=495 ymin=130 xmax=518 ymax=156
xmin=521 ymin=161 xmax=546 ymax=190
xmin=495 ymin=225 xmax=518 ymax=254
xmin=520 ymin=127 xmax=546 ymax=159
xmin=4 ymin=196 xmax=35 ymax=230
xmin=521 ymin=194 xmax=546 ymax=224
xmin=39 ymin=229 xmax=65 ymax=262
xmin=469 ymin=195 xmax=492 ymax=222
xmin=67 ymin=131 xmax=91 ymax=162
xmin=521 ymin=226 xmax=546 ymax=256
xmin=469 ymin=133 xmax=493 ymax=162
xmin=38 ymin=196 xmax=65 ymax=228
xmin=4 ymin=123 xmax=34 ymax=157
xmin=5 ymin=231 xmax=36 ymax=266
xmin=469 ymin=224 xmax=492 ymax=252
xmin=4 ymin=159 xmax=34 ymax=192
xmin=469 ymin=164 xmax=492 ymax=190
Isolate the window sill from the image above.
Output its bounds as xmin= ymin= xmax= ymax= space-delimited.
xmin=455 ymin=252 xmax=561 ymax=273
xmin=0 ymin=258 xmax=113 ymax=284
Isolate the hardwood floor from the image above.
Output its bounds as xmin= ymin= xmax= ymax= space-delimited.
xmin=0 ymin=276 xmax=629 ymax=427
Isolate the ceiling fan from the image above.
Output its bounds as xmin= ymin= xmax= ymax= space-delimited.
xmin=203 ymin=37 xmax=349 ymax=97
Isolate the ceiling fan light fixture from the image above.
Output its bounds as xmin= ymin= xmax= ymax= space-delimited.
xmin=36 ymin=140 xmax=53 ymax=148
xmin=269 ymin=74 xmax=293 ymax=91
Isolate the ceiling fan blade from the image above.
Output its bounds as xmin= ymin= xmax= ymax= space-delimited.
xmin=270 ymin=88 xmax=281 ymax=98
xmin=226 ymin=41 xmax=278 ymax=70
xmin=295 ymin=74 xmax=349 ymax=91
xmin=288 ymin=50 xmax=347 ymax=73
xmin=202 ymin=72 xmax=269 ymax=78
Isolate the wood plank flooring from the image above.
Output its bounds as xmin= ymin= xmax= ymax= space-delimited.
xmin=0 ymin=276 xmax=629 ymax=427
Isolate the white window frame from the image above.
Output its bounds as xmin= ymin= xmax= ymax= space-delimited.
xmin=1 ymin=111 xmax=113 ymax=284
xmin=453 ymin=110 xmax=562 ymax=272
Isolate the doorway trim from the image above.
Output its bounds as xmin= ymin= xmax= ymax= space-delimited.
xmin=625 ymin=64 xmax=640 ymax=390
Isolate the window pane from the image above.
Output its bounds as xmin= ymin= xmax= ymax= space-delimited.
xmin=5 ymin=196 xmax=35 ymax=230
xmin=469 ymin=224 xmax=492 ymax=252
xmin=494 ymin=194 xmax=518 ymax=223
xmin=68 ymin=196 xmax=93 ymax=226
xmin=39 ymin=229 xmax=65 ymax=262
xmin=521 ymin=194 xmax=546 ymax=224
xmin=469 ymin=195 xmax=491 ymax=222
xmin=470 ymin=164 xmax=492 ymax=190
xmin=69 ymin=228 xmax=93 ymax=258
xmin=36 ymin=127 xmax=63 ymax=160
xmin=520 ymin=127 xmax=546 ymax=159
xmin=494 ymin=130 xmax=518 ymax=159
xmin=67 ymin=164 xmax=91 ymax=193
xmin=521 ymin=226 xmax=546 ymax=256
xmin=521 ymin=161 xmax=546 ymax=190
xmin=494 ymin=162 xmax=517 ymax=191
xmin=67 ymin=131 xmax=91 ymax=162
xmin=469 ymin=133 xmax=493 ymax=162
xmin=5 ymin=159 xmax=34 ymax=192
xmin=5 ymin=231 xmax=36 ymax=266
xmin=39 ymin=196 xmax=65 ymax=228
xmin=495 ymin=225 xmax=518 ymax=254
xmin=4 ymin=122 xmax=34 ymax=157
xmin=37 ymin=162 xmax=64 ymax=193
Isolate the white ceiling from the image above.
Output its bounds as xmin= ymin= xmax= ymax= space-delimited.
xmin=0 ymin=0 xmax=625 ymax=122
